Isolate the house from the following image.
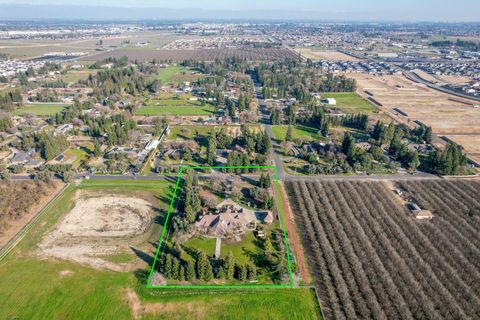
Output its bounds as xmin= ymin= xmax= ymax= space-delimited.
xmin=415 ymin=210 xmax=434 ymax=220
xmin=355 ymin=142 xmax=372 ymax=151
xmin=321 ymin=98 xmax=337 ymax=105
xmin=10 ymin=148 xmax=35 ymax=164
xmin=194 ymin=199 xmax=273 ymax=239
xmin=408 ymin=202 xmax=433 ymax=220
xmin=55 ymin=124 xmax=73 ymax=136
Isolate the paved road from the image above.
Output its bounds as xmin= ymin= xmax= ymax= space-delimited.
xmin=403 ymin=70 xmax=480 ymax=103
xmin=284 ymin=171 xmax=439 ymax=182
xmin=252 ymin=76 xmax=287 ymax=181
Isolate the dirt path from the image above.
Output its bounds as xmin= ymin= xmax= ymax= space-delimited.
xmin=0 ymin=181 xmax=65 ymax=249
xmin=275 ymin=181 xmax=311 ymax=284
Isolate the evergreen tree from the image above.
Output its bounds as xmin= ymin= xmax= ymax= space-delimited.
xmin=236 ymin=264 xmax=247 ymax=281
xmin=164 ymin=254 xmax=173 ymax=279
xmin=259 ymin=173 xmax=271 ymax=188
xmin=93 ymin=139 xmax=101 ymax=157
xmin=206 ymin=135 xmax=217 ymax=165
xmin=179 ymin=266 xmax=186 ymax=281
xmin=285 ymin=125 xmax=293 ymax=142
xmin=246 ymin=263 xmax=257 ymax=281
xmin=270 ymin=109 xmax=281 ymax=125
xmin=172 ymin=257 xmax=180 ymax=280
xmin=182 ymin=148 xmax=192 ymax=162
xmin=196 ymin=251 xmax=209 ymax=280
xmin=204 ymin=262 xmax=214 ymax=281
xmin=264 ymin=238 xmax=274 ymax=260
xmin=342 ymin=132 xmax=356 ymax=160
xmin=424 ymin=126 xmax=433 ymax=143
xmin=223 ymin=251 xmax=235 ymax=280
xmin=186 ymin=260 xmax=195 ymax=281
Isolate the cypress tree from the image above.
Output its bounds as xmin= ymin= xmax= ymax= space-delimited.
xmin=186 ymin=260 xmax=195 ymax=281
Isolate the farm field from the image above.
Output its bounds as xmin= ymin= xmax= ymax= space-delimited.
xmin=80 ymin=47 xmax=299 ymax=62
xmin=350 ymin=73 xmax=480 ymax=151
xmin=13 ymin=103 xmax=68 ymax=116
xmin=0 ymin=32 xmax=177 ymax=59
xmin=350 ymin=73 xmax=480 ymax=133
xmin=323 ymin=92 xmax=377 ymax=114
xmin=293 ymin=48 xmax=361 ymax=61
xmin=272 ymin=125 xmax=321 ymax=142
xmin=285 ymin=179 xmax=480 ymax=320
xmin=0 ymin=179 xmax=321 ymax=319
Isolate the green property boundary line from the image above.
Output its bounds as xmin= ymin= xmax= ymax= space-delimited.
xmin=146 ymin=165 xmax=295 ymax=289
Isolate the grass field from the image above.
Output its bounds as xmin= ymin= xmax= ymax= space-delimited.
xmin=0 ymin=179 xmax=321 ymax=319
xmin=60 ymin=69 xmax=98 ymax=83
xmin=155 ymin=66 xmax=188 ymax=84
xmin=13 ymin=104 xmax=68 ymax=116
xmin=136 ymin=98 xmax=215 ymax=116
xmin=136 ymin=105 xmax=215 ymax=116
xmin=183 ymin=236 xmax=216 ymax=258
xmin=323 ymin=92 xmax=377 ymax=114
xmin=135 ymin=106 xmax=215 ymax=116
xmin=64 ymin=146 xmax=93 ymax=168
xmin=272 ymin=125 xmax=321 ymax=142
xmin=169 ymin=126 xmax=215 ymax=140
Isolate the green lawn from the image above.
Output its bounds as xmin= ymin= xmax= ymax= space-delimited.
xmin=323 ymin=92 xmax=377 ymax=114
xmin=60 ymin=69 xmax=98 ymax=83
xmin=136 ymin=105 xmax=215 ymax=116
xmin=155 ymin=66 xmax=188 ymax=84
xmin=272 ymin=125 xmax=321 ymax=142
xmin=220 ymin=231 xmax=262 ymax=265
xmin=13 ymin=104 xmax=68 ymax=116
xmin=169 ymin=126 xmax=215 ymax=140
xmin=64 ymin=146 xmax=93 ymax=168
xmin=0 ymin=179 xmax=321 ymax=319
xmin=183 ymin=236 xmax=216 ymax=258
xmin=135 ymin=95 xmax=216 ymax=116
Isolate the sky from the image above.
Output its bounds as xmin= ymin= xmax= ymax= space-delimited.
xmin=0 ymin=0 xmax=478 ymax=21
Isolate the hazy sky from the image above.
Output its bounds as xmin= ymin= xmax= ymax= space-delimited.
xmin=0 ymin=0 xmax=479 ymax=21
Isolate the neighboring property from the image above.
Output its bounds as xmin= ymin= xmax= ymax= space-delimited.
xmin=321 ymin=98 xmax=337 ymax=105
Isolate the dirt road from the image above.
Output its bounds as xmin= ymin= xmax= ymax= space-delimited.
xmin=275 ymin=180 xmax=311 ymax=284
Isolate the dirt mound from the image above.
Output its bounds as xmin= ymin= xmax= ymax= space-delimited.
xmin=38 ymin=191 xmax=154 ymax=271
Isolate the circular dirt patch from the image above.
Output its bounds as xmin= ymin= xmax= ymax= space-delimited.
xmin=38 ymin=191 xmax=155 ymax=271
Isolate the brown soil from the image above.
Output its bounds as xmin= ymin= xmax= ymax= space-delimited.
xmin=0 ymin=181 xmax=65 ymax=249
xmin=350 ymin=73 xmax=480 ymax=152
xmin=37 ymin=190 xmax=156 ymax=271
xmin=275 ymin=181 xmax=311 ymax=284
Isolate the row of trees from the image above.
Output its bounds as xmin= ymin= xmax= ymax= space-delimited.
xmin=0 ymin=90 xmax=22 ymax=112
xmin=158 ymin=250 xmax=257 ymax=282
xmin=35 ymin=132 xmax=69 ymax=161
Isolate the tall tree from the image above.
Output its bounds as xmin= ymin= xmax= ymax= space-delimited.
xmin=285 ymin=125 xmax=293 ymax=142
xmin=206 ymin=135 xmax=217 ymax=165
